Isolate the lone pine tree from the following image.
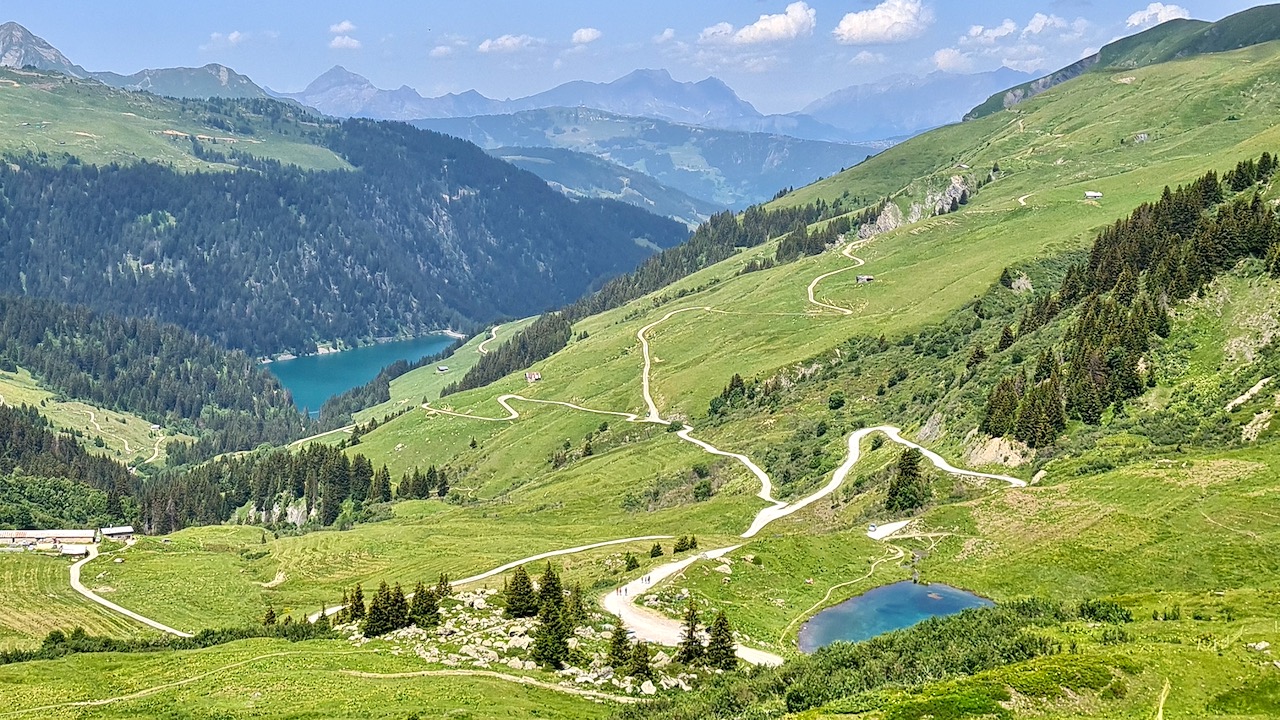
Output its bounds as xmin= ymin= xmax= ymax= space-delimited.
xmin=885 ymin=448 xmax=930 ymax=513
xmin=675 ymin=597 xmax=704 ymax=664
xmin=705 ymin=610 xmax=738 ymax=671
xmin=504 ymin=565 xmax=539 ymax=619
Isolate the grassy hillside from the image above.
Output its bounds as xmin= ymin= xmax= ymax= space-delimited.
xmin=8 ymin=39 xmax=1280 ymax=719
xmin=0 ymin=367 xmax=192 ymax=468
xmin=351 ymin=318 xmax=536 ymax=425
xmin=0 ymin=553 xmax=153 ymax=651
xmin=0 ymin=67 xmax=346 ymax=171
xmin=0 ymin=638 xmax=609 ymax=718
xmin=966 ymin=5 xmax=1280 ymax=120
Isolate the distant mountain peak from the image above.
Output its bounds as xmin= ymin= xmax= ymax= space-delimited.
xmin=0 ymin=21 xmax=87 ymax=78
xmin=307 ymin=64 xmax=372 ymax=90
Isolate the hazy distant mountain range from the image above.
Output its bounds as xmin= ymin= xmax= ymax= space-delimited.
xmin=0 ymin=19 xmax=1032 ymax=144
xmin=803 ymin=68 xmax=1035 ymax=143
xmin=415 ymin=107 xmax=877 ymax=209
xmin=0 ymin=18 xmax=1038 ymax=212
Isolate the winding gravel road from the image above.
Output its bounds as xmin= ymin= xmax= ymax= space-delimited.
xmin=69 ymin=544 xmax=192 ymax=637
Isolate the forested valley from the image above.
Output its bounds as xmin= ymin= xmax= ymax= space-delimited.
xmin=0 ymin=118 xmax=688 ymax=356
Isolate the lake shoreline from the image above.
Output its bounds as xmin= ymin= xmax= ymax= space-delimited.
xmin=258 ymin=329 xmax=467 ymax=364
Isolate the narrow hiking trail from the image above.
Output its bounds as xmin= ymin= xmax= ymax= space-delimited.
xmin=340 ymin=669 xmax=640 ymax=703
xmin=69 ymin=545 xmax=193 ymax=638
xmin=806 ymin=239 xmax=871 ymax=315
xmin=82 ymin=409 xmax=132 ymax=454
xmin=777 ymin=543 xmax=906 ymax=645
xmin=144 ymin=434 xmax=165 ymax=465
xmin=79 ymin=236 xmax=1030 ymax=668
xmin=418 ymin=237 xmax=1029 ymax=663
xmin=477 ymin=324 xmax=501 ymax=355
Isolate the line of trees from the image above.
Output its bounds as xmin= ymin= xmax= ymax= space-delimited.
xmin=441 ymin=314 xmax=571 ymax=396
xmin=140 ymin=443 xmax=453 ymax=534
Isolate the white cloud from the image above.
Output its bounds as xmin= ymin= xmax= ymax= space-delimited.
xmin=1023 ymin=13 xmax=1067 ymax=35
xmin=732 ymin=2 xmax=816 ymax=44
xmin=329 ymin=20 xmax=357 ymax=34
xmin=202 ymin=30 xmax=274 ymax=50
xmin=1126 ymin=3 xmax=1190 ymax=28
xmin=429 ymin=45 xmax=453 ymax=58
xmin=698 ymin=2 xmax=817 ymax=46
xmin=851 ymin=50 xmax=887 ymax=64
xmin=477 ymin=34 xmax=541 ymax=53
xmin=654 ymin=28 xmax=676 ymax=44
xmin=932 ymin=47 xmax=972 ymax=72
xmin=833 ymin=0 xmax=934 ymax=45
xmin=962 ymin=19 xmax=1017 ymax=45
xmin=698 ymin=22 xmax=735 ymax=44
xmin=329 ymin=35 xmax=362 ymax=50
xmin=571 ymin=27 xmax=602 ymax=45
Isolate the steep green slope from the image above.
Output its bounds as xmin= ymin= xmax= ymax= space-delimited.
xmin=967 ymin=4 xmax=1280 ymax=120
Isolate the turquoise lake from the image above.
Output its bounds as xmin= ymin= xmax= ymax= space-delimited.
xmin=265 ymin=334 xmax=457 ymax=415
xmin=797 ymin=581 xmax=993 ymax=652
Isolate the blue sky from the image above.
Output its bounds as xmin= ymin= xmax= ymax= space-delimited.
xmin=7 ymin=1 xmax=1264 ymax=113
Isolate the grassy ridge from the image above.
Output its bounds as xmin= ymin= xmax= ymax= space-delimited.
xmin=351 ymin=317 xmax=536 ymax=425
xmin=0 ymin=68 xmax=346 ymax=171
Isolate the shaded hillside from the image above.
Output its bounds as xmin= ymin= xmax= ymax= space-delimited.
xmin=415 ymin=108 xmax=876 ymax=209
xmin=0 ymin=118 xmax=687 ymax=356
xmin=492 ymin=146 xmax=723 ymax=227
xmin=967 ymin=4 xmax=1280 ymax=120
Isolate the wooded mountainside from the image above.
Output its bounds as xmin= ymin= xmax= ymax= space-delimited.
xmin=0 ymin=119 xmax=688 ymax=356
xmin=0 ymin=295 xmax=310 ymax=463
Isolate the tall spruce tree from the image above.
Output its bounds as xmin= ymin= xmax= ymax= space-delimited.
xmin=885 ymin=448 xmax=930 ymax=513
xmin=349 ymin=583 xmax=366 ymax=621
xmin=436 ymin=573 xmax=452 ymax=598
xmin=675 ymin=597 xmax=704 ymax=664
xmin=705 ymin=611 xmax=738 ymax=670
xmin=362 ymin=581 xmax=393 ymax=637
xmin=538 ymin=563 xmax=563 ymax=612
xmin=531 ymin=603 xmax=571 ymax=669
xmin=980 ymin=375 xmax=1022 ymax=437
xmin=608 ymin=627 xmax=631 ymax=668
xmin=504 ymin=565 xmax=540 ymax=619
xmin=565 ymin=583 xmax=588 ymax=629
xmin=388 ymin=583 xmax=409 ymax=631
xmin=409 ymin=583 xmax=440 ymax=627
xmin=625 ymin=640 xmax=655 ymax=680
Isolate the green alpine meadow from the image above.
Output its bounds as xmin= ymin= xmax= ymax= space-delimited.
xmin=3 ymin=3 xmax=1280 ymax=718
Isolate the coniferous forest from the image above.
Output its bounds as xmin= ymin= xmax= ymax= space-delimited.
xmin=0 ymin=295 xmax=312 ymax=462
xmin=980 ymin=154 xmax=1280 ymax=447
xmin=0 ymin=118 xmax=688 ymax=356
